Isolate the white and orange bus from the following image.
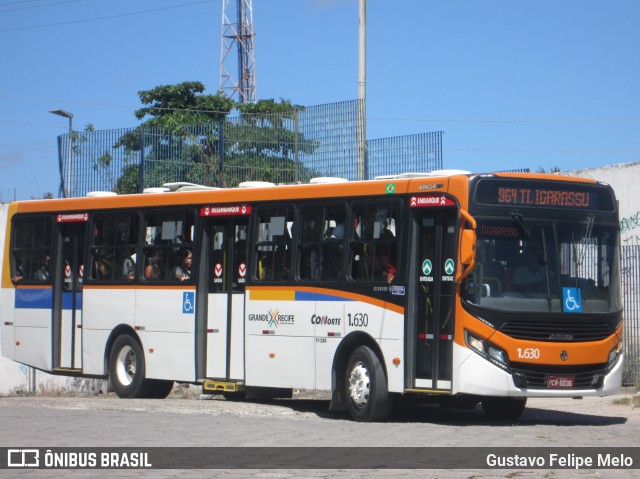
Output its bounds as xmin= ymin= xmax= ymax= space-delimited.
xmin=1 ymin=171 xmax=623 ymax=421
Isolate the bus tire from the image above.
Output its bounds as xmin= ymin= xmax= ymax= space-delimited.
xmin=109 ymin=334 xmax=153 ymax=398
xmin=481 ymin=397 xmax=527 ymax=422
xmin=345 ymin=346 xmax=392 ymax=422
xmin=146 ymin=379 xmax=174 ymax=399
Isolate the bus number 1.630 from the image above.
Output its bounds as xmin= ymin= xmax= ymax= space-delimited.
xmin=347 ymin=313 xmax=368 ymax=328
xmin=516 ymin=347 xmax=541 ymax=360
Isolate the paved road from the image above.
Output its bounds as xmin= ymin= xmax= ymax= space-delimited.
xmin=0 ymin=390 xmax=638 ymax=478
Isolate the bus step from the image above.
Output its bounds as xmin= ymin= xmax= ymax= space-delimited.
xmin=202 ymin=381 xmax=245 ymax=393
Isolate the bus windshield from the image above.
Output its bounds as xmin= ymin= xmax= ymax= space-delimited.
xmin=464 ymin=216 xmax=621 ymax=313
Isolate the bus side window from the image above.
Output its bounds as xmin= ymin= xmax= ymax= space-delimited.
xmin=254 ymin=206 xmax=294 ymax=282
xmin=90 ymin=213 xmax=139 ymax=282
xmin=11 ymin=217 xmax=53 ymax=283
xmin=142 ymin=209 xmax=195 ymax=282
xmin=349 ymin=202 xmax=400 ymax=283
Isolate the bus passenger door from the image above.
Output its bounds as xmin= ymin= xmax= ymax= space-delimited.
xmin=53 ymin=219 xmax=86 ymax=371
xmin=204 ymin=215 xmax=249 ymax=380
xmin=413 ymin=206 xmax=457 ymax=390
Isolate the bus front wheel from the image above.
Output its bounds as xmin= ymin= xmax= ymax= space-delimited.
xmin=345 ymin=346 xmax=392 ymax=422
xmin=109 ymin=334 xmax=153 ymax=398
xmin=481 ymin=397 xmax=527 ymax=422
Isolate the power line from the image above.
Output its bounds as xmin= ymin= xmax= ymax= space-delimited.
xmin=0 ymin=0 xmax=214 ymax=32
xmin=0 ymin=0 xmax=57 ymax=7
xmin=0 ymin=119 xmax=64 ymax=128
xmin=0 ymin=0 xmax=86 ymax=14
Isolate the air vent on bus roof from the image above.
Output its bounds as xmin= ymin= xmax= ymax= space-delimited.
xmin=143 ymin=187 xmax=170 ymax=194
xmin=175 ymin=185 xmax=222 ymax=192
xmin=309 ymin=177 xmax=349 ymax=184
xmin=162 ymin=182 xmax=220 ymax=192
xmin=429 ymin=169 xmax=471 ymax=176
xmin=87 ymin=191 xmax=117 ymax=197
xmin=374 ymin=170 xmax=472 ymax=180
xmin=237 ymin=181 xmax=276 ymax=188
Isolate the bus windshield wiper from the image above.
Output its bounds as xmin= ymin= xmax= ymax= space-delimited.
xmin=511 ymin=210 xmax=546 ymax=264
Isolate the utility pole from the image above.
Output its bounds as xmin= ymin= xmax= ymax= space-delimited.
xmin=357 ymin=0 xmax=367 ymax=180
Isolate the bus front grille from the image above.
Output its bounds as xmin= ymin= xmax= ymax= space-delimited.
xmin=500 ymin=321 xmax=611 ymax=342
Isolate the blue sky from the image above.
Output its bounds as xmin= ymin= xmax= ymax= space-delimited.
xmin=1 ymin=0 xmax=639 ymax=200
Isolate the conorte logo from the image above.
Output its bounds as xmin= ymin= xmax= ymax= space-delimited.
xmin=8 ymin=449 xmax=39 ymax=467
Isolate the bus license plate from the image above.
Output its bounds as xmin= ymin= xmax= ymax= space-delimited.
xmin=546 ymin=375 xmax=575 ymax=388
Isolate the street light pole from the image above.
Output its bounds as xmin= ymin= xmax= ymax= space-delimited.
xmin=49 ymin=109 xmax=73 ymax=198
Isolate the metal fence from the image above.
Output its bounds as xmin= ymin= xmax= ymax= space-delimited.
xmin=621 ymin=238 xmax=640 ymax=386
xmin=55 ymin=99 xmax=443 ymax=197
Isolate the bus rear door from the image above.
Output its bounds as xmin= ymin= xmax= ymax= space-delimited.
xmin=199 ymin=205 xmax=250 ymax=381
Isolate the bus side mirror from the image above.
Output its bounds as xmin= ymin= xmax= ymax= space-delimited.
xmin=456 ymin=209 xmax=477 ymax=283
xmin=460 ymin=229 xmax=476 ymax=266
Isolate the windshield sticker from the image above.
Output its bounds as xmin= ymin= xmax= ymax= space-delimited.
xmin=420 ymin=259 xmax=434 ymax=283
xmin=444 ymin=259 xmax=455 ymax=275
xmin=563 ymin=287 xmax=582 ymax=313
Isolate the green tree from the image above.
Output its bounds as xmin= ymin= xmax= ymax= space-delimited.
xmin=112 ymin=81 xmax=319 ymax=192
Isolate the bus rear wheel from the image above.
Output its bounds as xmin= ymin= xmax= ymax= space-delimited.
xmin=481 ymin=397 xmax=527 ymax=422
xmin=345 ymin=346 xmax=392 ymax=422
xmin=109 ymin=334 xmax=153 ymax=398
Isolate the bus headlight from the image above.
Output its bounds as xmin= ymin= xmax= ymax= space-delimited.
xmin=465 ymin=330 xmax=509 ymax=370
xmin=607 ymin=340 xmax=623 ymax=373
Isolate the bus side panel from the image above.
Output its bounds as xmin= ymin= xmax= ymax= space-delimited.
xmin=379 ymin=337 xmax=404 ymax=393
xmin=313 ymin=297 xmax=405 ymax=394
xmin=140 ymin=331 xmax=196 ymax=381
xmin=135 ymin=288 xmax=196 ymax=382
xmin=82 ymin=329 xmax=111 ymax=376
xmin=13 ymin=287 xmax=52 ymax=370
xmin=245 ymin=335 xmax=315 ymax=389
xmin=82 ymin=287 xmax=136 ymax=375
xmin=15 ymin=326 xmax=51 ymax=370
xmin=1 ymin=288 xmax=15 ymax=360
xmin=244 ymin=292 xmax=315 ymax=389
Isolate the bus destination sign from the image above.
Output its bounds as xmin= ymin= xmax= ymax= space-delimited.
xmin=474 ymin=179 xmax=615 ymax=212
xmin=497 ymin=187 xmax=590 ymax=208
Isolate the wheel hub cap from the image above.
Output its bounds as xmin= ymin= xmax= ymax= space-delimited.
xmin=348 ymin=361 xmax=370 ymax=407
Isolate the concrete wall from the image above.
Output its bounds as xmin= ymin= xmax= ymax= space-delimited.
xmin=565 ymin=161 xmax=640 ymax=242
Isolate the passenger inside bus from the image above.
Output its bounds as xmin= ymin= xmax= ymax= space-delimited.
xmin=174 ymin=248 xmax=192 ymax=281
xmin=363 ymin=243 xmax=396 ymax=283
xmin=121 ymin=248 xmax=136 ymax=280
xmin=144 ymin=249 xmax=165 ymax=280
xmin=12 ymin=253 xmax=30 ymax=282
xmin=34 ymin=254 xmax=51 ymax=281
xmin=95 ymin=253 xmax=114 ymax=280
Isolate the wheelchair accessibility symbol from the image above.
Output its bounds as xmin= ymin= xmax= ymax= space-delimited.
xmin=183 ymin=292 xmax=195 ymax=314
xmin=562 ymin=287 xmax=582 ymax=313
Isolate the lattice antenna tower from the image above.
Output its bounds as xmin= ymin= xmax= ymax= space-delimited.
xmin=220 ymin=0 xmax=257 ymax=103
